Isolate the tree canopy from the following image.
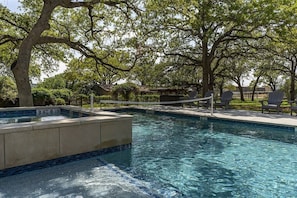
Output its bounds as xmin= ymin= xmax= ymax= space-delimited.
xmin=1 ymin=0 xmax=297 ymax=106
xmin=0 ymin=0 xmax=141 ymax=106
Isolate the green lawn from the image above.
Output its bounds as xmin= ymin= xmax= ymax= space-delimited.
xmin=230 ymin=99 xmax=291 ymax=113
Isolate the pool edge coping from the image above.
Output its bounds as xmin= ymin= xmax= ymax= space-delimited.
xmin=105 ymin=106 xmax=297 ymax=131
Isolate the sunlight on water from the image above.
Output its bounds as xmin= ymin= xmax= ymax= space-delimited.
xmin=101 ymin=112 xmax=297 ymax=197
xmin=1 ymin=111 xmax=297 ymax=197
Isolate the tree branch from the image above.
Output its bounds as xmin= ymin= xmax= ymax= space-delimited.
xmin=37 ymin=36 xmax=137 ymax=71
xmin=0 ymin=16 xmax=29 ymax=33
xmin=0 ymin=35 xmax=22 ymax=45
xmin=59 ymin=0 xmax=128 ymax=9
xmin=163 ymin=51 xmax=202 ymax=66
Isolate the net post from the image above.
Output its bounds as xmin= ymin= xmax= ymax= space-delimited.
xmin=210 ymin=93 xmax=214 ymax=116
xmin=90 ymin=94 xmax=94 ymax=111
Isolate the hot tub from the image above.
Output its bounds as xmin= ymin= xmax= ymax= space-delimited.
xmin=0 ymin=106 xmax=132 ymax=170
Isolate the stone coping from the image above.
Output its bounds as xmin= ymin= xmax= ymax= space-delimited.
xmin=101 ymin=106 xmax=297 ymax=129
xmin=0 ymin=106 xmax=132 ymax=134
xmin=0 ymin=106 xmax=133 ymax=170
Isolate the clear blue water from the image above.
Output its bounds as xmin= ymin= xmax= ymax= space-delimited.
xmin=0 ymin=108 xmax=90 ymax=125
xmin=100 ymin=112 xmax=297 ymax=197
xmin=0 ymin=115 xmax=68 ymax=124
xmin=1 ymin=111 xmax=297 ymax=197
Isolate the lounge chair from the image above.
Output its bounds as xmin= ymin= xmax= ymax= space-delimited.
xmin=289 ymin=99 xmax=297 ymax=116
xmin=215 ymin=91 xmax=233 ymax=109
xmin=179 ymin=89 xmax=198 ymax=107
xmin=183 ymin=89 xmax=198 ymax=107
xmin=198 ymin=90 xmax=213 ymax=109
xmin=260 ymin=90 xmax=284 ymax=114
xmin=188 ymin=90 xmax=198 ymax=99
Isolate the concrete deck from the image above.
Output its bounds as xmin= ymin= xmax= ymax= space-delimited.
xmin=130 ymin=106 xmax=297 ymax=129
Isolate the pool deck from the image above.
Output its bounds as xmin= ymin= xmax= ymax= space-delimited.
xmin=123 ymin=106 xmax=297 ymax=129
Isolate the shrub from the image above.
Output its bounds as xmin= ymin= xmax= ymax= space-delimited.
xmin=139 ymin=94 xmax=160 ymax=102
xmin=55 ymin=98 xmax=66 ymax=105
xmin=69 ymin=94 xmax=89 ymax=106
xmin=94 ymin=95 xmax=112 ymax=103
xmin=112 ymin=82 xmax=139 ymax=101
xmin=0 ymin=76 xmax=17 ymax=102
xmin=51 ymin=89 xmax=73 ymax=104
xmin=32 ymin=88 xmax=54 ymax=106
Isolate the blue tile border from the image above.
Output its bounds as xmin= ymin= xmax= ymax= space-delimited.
xmin=0 ymin=107 xmax=94 ymax=122
xmin=0 ymin=144 xmax=131 ymax=178
xmin=0 ymin=110 xmax=36 ymax=118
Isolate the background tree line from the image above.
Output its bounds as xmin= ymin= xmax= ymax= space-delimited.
xmin=1 ymin=0 xmax=297 ymax=107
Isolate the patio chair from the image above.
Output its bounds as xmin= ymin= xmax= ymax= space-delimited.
xmin=260 ymin=90 xmax=284 ymax=114
xmin=188 ymin=89 xmax=198 ymax=99
xmin=289 ymin=99 xmax=297 ymax=116
xmin=215 ymin=91 xmax=233 ymax=109
xmin=182 ymin=89 xmax=198 ymax=107
xmin=198 ymin=90 xmax=214 ymax=109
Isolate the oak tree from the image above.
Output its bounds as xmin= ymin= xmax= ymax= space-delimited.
xmin=0 ymin=0 xmax=140 ymax=106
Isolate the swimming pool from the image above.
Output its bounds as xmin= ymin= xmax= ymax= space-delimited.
xmin=100 ymin=111 xmax=297 ymax=197
xmin=0 ymin=110 xmax=297 ymax=197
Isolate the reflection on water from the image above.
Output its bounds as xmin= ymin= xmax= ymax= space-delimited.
xmin=101 ymin=112 xmax=297 ymax=197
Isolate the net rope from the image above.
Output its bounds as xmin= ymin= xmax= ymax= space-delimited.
xmin=99 ymin=94 xmax=214 ymax=115
xmin=100 ymin=95 xmax=211 ymax=105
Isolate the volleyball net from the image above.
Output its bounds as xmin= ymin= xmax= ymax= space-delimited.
xmin=98 ymin=94 xmax=214 ymax=115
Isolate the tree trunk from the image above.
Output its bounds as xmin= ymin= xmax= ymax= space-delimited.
xmin=202 ymin=40 xmax=209 ymax=96
xmin=12 ymin=62 xmax=33 ymax=106
xmin=10 ymin=1 xmax=57 ymax=106
xmin=202 ymin=64 xmax=209 ymax=95
xmin=218 ymin=80 xmax=224 ymax=97
xmin=237 ymin=82 xmax=245 ymax=101
xmin=251 ymin=75 xmax=261 ymax=101
xmin=268 ymin=77 xmax=276 ymax=91
xmin=11 ymin=34 xmax=36 ymax=106
xmin=209 ymin=69 xmax=215 ymax=91
xmin=290 ymin=70 xmax=296 ymax=100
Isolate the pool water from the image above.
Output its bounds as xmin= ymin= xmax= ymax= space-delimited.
xmin=1 ymin=111 xmax=297 ymax=197
xmin=0 ymin=115 xmax=68 ymax=124
xmin=0 ymin=107 xmax=92 ymax=125
xmin=100 ymin=112 xmax=297 ymax=197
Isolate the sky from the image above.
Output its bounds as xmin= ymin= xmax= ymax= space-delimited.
xmin=0 ymin=0 xmax=66 ymax=81
xmin=0 ymin=0 xmax=21 ymax=12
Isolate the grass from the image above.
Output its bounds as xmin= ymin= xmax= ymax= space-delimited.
xmin=230 ymin=99 xmax=291 ymax=113
xmin=230 ymin=99 xmax=262 ymax=111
